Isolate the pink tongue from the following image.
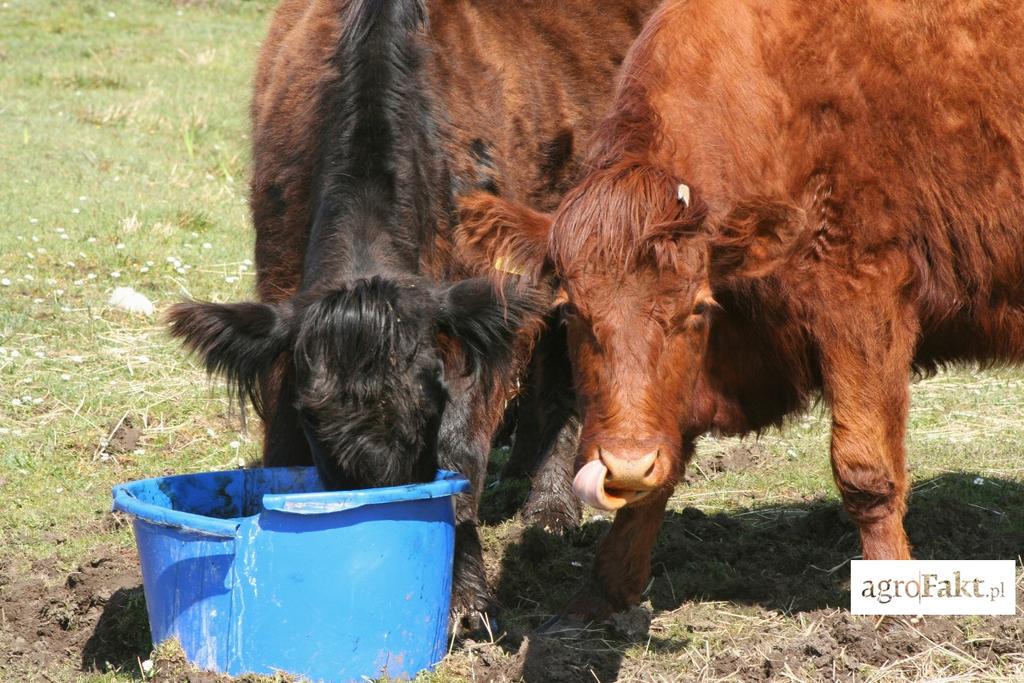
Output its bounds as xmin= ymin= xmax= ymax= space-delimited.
xmin=573 ymin=459 xmax=620 ymax=511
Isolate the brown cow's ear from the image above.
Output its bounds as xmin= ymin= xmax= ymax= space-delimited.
xmin=455 ymin=192 xmax=553 ymax=284
xmin=709 ymin=198 xmax=805 ymax=280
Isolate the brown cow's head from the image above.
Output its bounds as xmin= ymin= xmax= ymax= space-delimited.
xmin=457 ymin=160 xmax=803 ymax=510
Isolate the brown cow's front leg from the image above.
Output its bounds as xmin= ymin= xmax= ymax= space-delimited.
xmin=821 ymin=315 xmax=915 ymax=560
xmin=515 ymin=321 xmax=582 ymax=533
xmin=521 ymin=416 xmax=582 ymax=533
xmin=564 ymin=487 xmax=671 ymax=621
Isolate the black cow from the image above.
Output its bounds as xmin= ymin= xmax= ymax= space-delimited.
xmin=168 ymin=0 xmax=658 ymax=624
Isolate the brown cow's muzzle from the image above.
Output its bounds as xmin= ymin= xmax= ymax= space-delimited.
xmin=572 ymin=446 xmax=666 ymax=511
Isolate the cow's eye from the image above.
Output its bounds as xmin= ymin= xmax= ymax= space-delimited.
xmin=692 ymin=301 xmax=710 ymax=316
xmin=560 ymin=302 xmax=579 ymax=321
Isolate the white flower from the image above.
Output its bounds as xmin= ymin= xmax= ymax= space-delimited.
xmin=29 ymin=218 xmax=38 ymax=224
xmin=136 ymin=355 xmax=150 ymax=364
xmin=72 ymin=208 xmax=80 ymax=214
xmin=0 ymin=278 xmax=10 ymax=287
xmin=110 ymin=271 xmax=121 ymax=278
xmin=202 ymin=242 xmax=212 ymax=250
xmin=69 ymin=355 xmax=84 ymax=363
xmin=229 ymin=440 xmax=240 ymax=449
xmin=139 ymin=266 xmax=149 ymax=273
xmin=225 ymin=275 xmax=238 ymax=284
xmin=11 ymin=398 xmax=21 ymax=407
xmin=61 ymin=374 xmax=71 ymax=381
xmin=115 ymin=243 xmax=125 ymax=250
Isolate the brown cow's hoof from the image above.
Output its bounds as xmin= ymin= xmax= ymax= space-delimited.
xmin=561 ymin=591 xmax=621 ymax=623
xmin=522 ymin=494 xmax=582 ymax=535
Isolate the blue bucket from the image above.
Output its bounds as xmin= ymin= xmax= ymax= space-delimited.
xmin=111 ymin=466 xmax=470 ymax=682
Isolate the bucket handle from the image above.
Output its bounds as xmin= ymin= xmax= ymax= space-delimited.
xmin=112 ymin=485 xmax=240 ymax=539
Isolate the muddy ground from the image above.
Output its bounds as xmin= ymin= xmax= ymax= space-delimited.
xmin=2 ymin=446 xmax=1022 ymax=682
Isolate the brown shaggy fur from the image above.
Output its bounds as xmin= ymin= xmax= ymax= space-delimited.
xmin=455 ymin=0 xmax=1024 ymax=619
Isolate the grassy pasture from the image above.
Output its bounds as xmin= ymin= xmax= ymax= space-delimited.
xmin=0 ymin=1 xmax=1021 ymax=681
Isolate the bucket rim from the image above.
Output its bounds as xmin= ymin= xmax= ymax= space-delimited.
xmin=262 ymin=469 xmax=471 ymax=514
xmin=111 ymin=467 xmax=470 ymax=529
xmin=112 ymin=482 xmax=240 ymax=538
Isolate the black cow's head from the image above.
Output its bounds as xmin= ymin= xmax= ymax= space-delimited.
xmin=168 ymin=276 xmax=542 ymax=489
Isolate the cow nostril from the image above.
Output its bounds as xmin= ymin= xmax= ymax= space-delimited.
xmin=645 ymin=450 xmax=659 ymax=478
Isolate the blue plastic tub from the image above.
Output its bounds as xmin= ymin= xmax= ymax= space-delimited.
xmin=111 ymin=466 xmax=470 ymax=682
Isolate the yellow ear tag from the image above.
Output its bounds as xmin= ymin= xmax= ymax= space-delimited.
xmin=493 ymin=255 xmax=526 ymax=276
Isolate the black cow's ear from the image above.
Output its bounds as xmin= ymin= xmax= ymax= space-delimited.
xmin=709 ymin=198 xmax=805 ymax=280
xmin=166 ymin=300 xmax=295 ymax=414
xmin=455 ymin=192 xmax=554 ymax=284
xmin=435 ymin=278 xmax=546 ymax=376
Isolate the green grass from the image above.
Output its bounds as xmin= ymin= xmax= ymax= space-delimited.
xmin=0 ymin=0 xmax=269 ymax=569
xmin=1 ymin=2 xmax=1022 ymax=682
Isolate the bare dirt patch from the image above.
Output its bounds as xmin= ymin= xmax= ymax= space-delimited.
xmin=694 ymin=442 xmax=770 ymax=478
xmin=0 ymin=545 xmax=150 ymax=680
xmin=456 ymin=472 xmax=1024 ymax=681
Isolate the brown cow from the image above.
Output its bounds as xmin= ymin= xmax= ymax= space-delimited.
xmin=456 ymin=0 xmax=1024 ymax=619
xmin=169 ymin=0 xmax=660 ymax=626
